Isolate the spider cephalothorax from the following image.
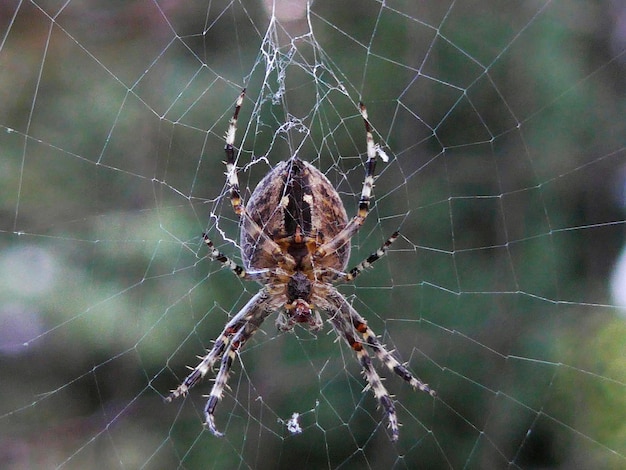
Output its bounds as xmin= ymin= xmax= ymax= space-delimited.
xmin=166 ymin=90 xmax=435 ymax=441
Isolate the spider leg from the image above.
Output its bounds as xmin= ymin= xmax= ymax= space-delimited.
xmin=221 ymin=89 xmax=295 ymax=268
xmin=314 ymin=102 xmax=388 ymax=259
xmin=203 ymin=234 xmax=271 ymax=282
xmin=332 ymin=231 xmax=399 ymax=283
xmin=348 ymin=308 xmax=436 ymax=397
xmin=224 ymin=90 xmax=246 ymax=216
xmin=165 ymin=289 xmax=274 ymax=402
xmin=204 ymin=304 xmax=274 ymax=436
xmin=324 ymin=304 xmax=401 ymax=442
xmin=326 ymin=289 xmax=435 ymax=396
xmin=317 ymin=288 xmax=435 ymax=441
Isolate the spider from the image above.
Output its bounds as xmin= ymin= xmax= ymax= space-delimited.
xmin=166 ymin=89 xmax=435 ymax=441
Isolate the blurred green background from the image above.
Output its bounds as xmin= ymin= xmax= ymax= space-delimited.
xmin=1 ymin=1 xmax=625 ymax=469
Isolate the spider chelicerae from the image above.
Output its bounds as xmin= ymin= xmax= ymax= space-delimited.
xmin=166 ymin=90 xmax=435 ymax=441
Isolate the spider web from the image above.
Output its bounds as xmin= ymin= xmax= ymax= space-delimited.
xmin=1 ymin=1 xmax=625 ymax=468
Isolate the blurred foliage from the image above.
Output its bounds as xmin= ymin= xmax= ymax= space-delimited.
xmin=1 ymin=0 xmax=625 ymax=469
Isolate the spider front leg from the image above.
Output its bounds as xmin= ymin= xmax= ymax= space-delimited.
xmin=327 ymin=289 xmax=435 ymax=396
xmin=165 ymin=289 xmax=273 ymax=403
xmin=324 ymin=304 xmax=401 ymax=441
xmin=348 ymin=307 xmax=436 ymax=397
xmin=315 ymin=102 xmax=389 ymax=259
xmin=204 ymin=300 xmax=276 ymax=436
xmin=318 ymin=288 xmax=435 ymax=441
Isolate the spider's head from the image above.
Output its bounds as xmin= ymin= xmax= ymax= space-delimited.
xmin=286 ymin=271 xmax=313 ymax=323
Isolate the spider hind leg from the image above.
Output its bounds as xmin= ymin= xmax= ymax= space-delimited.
xmin=313 ymin=102 xmax=388 ymax=260
xmin=224 ymin=89 xmax=246 ymax=216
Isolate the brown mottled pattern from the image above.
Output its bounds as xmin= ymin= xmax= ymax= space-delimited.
xmin=241 ymin=157 xmax=350 ymax=271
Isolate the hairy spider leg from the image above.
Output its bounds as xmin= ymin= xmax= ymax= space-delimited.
xmin=222 ymin=89 xmax=295 ymax=269
xmin=345 ymin=301 xmax=436 ymax=397
xmin=335 ymin=231 xmax=400 ymax=283
xmin=202 ymin=234 xmax=271 ymax=282
xmin=317 ymin=289 xmax=435 ymax=441
xmin=314 ymin=102 xmax=387 ymax=259
xmin=320 ymin=231 xmax=398 ymax=282
xmin=204 ymin=300 xmax=276 ymax=436
xmin=166 ymin=289 xmax=273 ymax=402
xmin=224 ymin=90 xmax=246 ymax=216
xmin=325 ymin=307 xmax=401 ymax=441
xmin=166 ymin=235 xmax=277 ymax=402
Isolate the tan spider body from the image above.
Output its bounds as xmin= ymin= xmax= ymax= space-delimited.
xmin=166 ymin=90 xmax=435 ymax=441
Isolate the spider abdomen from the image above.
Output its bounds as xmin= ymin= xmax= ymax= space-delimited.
xmin=241 ymin=157 xmax=350 ymax=271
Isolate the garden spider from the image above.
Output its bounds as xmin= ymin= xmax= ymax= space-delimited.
xmin=166 ymin=90 xmax=435 ymax=441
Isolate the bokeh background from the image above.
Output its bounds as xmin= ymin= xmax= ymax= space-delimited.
xmin=1 ymin=1 xmax=625 ymax=469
